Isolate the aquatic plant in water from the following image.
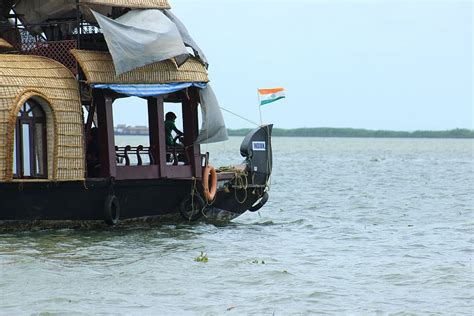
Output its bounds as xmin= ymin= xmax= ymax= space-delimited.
xmin=195 ymin=251 xmax=208 ymax=263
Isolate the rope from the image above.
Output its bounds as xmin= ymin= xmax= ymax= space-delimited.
xmin=188 ymin=176 xmax=197 ymax=222
xmin=219 ymin=106 xmax=261 ymax=127
xmin=234 ymin=171 xmax=248 ymax=204
xmin=217 ymin=165 xmax=247 ymax=175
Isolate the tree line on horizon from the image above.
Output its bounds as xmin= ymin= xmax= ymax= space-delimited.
xmin=113 ymin=126 xmax=473 ymax=138
xmin=227 ymin=127 xmax=474 ymax=138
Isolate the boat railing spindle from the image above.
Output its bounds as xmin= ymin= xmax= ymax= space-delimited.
xmin=115 ymin=145 xmax=155 ymax=167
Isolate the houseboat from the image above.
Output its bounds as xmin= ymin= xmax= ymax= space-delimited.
xmin=0 ymin=0 xmax=272 ymax=228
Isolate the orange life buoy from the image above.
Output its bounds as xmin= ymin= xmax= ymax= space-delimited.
xmin=202 ymin=165 xmax=217 ymax=202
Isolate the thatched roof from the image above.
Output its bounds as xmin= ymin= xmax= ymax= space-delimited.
xmin=0 ymin=54 xmax=84 ymax=181
xmin=71 ymin=49 xmax=209 ymax=84
xmin=4 ymin=1 xmax=171 ymax=28
xmin=80 ymin=0 xmax=170 ymax=9
xmin=0 ymin=38 xmax=13 ymax=51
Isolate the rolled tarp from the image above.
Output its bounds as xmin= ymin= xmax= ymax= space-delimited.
xmin=92 ymin=9 xmax=188 ymax=75
xmin=90 ymin=82 xmax=206 ymax=97
xmin=196 ymin=84 xmax=229 ymax=144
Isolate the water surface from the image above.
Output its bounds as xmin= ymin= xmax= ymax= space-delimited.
xmin=1 ymin=137 xmax=473 ymax=314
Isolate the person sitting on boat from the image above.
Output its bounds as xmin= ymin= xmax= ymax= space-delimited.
xmin=165 ymin=112 xmax=185 ymax=163
xmin=164 ymin=111 xmax=184 ymax=147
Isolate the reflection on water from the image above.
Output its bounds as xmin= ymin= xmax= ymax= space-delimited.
xmin=1 ymin=137 xmax=473 ymax=314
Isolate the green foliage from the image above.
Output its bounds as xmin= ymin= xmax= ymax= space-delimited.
xmin=227 ymin=128 xmax=474 ymax=138
xmin=194 ymin=251 xmax=208 ymax=263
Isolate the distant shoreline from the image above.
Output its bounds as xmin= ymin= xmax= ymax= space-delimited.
xmin=115 ymin=127 xmax=473 ymax=138
xmin=228 ymin=128 xmax=474 ymax=139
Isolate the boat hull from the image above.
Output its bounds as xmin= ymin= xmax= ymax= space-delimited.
xmin=0 ymin=177 xmax=266 ymax=227
xmin=0 ymin=179 xmax=188 ymax=221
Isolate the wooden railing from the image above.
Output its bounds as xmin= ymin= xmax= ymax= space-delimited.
xmin=115 ymin=145 xmax=154 ymax=166
xmin=113 ymin=144 xmax=194 ymax=180
xmin=1 ymin=20 xmax=105 ymax=75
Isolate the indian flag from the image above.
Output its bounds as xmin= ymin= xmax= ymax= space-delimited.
xmin=258 ymin=87 xmax=285 ymax=106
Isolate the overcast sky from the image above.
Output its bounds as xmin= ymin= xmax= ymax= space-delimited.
xmin=114 ymin=0 xmax=472 ymax=131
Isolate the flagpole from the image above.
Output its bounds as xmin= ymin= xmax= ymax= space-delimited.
xmin=257 ymin=89 xmax=263 ymax=126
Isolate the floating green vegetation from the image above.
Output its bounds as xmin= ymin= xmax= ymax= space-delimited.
xmin=194 ymin=251 xmax=208 ymax=263
xmin=251 ymin=259 xmax=265 ymax=264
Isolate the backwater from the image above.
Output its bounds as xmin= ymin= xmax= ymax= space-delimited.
xmin=0 ymin=137 xmax=472 ymax=314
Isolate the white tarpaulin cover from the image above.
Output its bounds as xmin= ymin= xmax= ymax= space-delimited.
xmin=163 ymin=10 xmax=208 ymax=68
xmin=92 ymin=9 xmax=188 ymax=75
xmin=196 ymin=85 xmax=228 ymax=144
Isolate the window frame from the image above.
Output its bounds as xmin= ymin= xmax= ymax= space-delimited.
xmin=13 ymin=99 xmax=48 ymax=179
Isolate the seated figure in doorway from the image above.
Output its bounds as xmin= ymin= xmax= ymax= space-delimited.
xmin=164 ymin=111 xmax=184 ymax=147
xmin=164 ymin=112 xmax=184 ymax=164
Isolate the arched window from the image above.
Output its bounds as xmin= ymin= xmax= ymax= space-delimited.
xmin=12 ymin=99 xmax=47 ymax=179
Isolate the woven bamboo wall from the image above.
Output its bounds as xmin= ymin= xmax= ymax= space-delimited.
xmin=80 ymin=0 xmax=170 ymax=9
xmin=71 ymin=50 xmax=209 ymax=84
xmin=0 ymin=54 xmax=84 ymax=182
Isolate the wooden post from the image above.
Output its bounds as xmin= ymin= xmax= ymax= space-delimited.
xmin=95 ymin=89 xmax=116 ymax=178
xmin=182 ymin=88 xmax=202 ymax=178
xmin=148 ymin=96 xmax=167 ymax=177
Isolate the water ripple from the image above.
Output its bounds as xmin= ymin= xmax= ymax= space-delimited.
xmin=1 ymin=138 xmax=473 ymax=314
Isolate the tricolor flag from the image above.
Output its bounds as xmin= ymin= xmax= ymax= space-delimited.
xmin=258 ymin=87 xmax=285 ymax=106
